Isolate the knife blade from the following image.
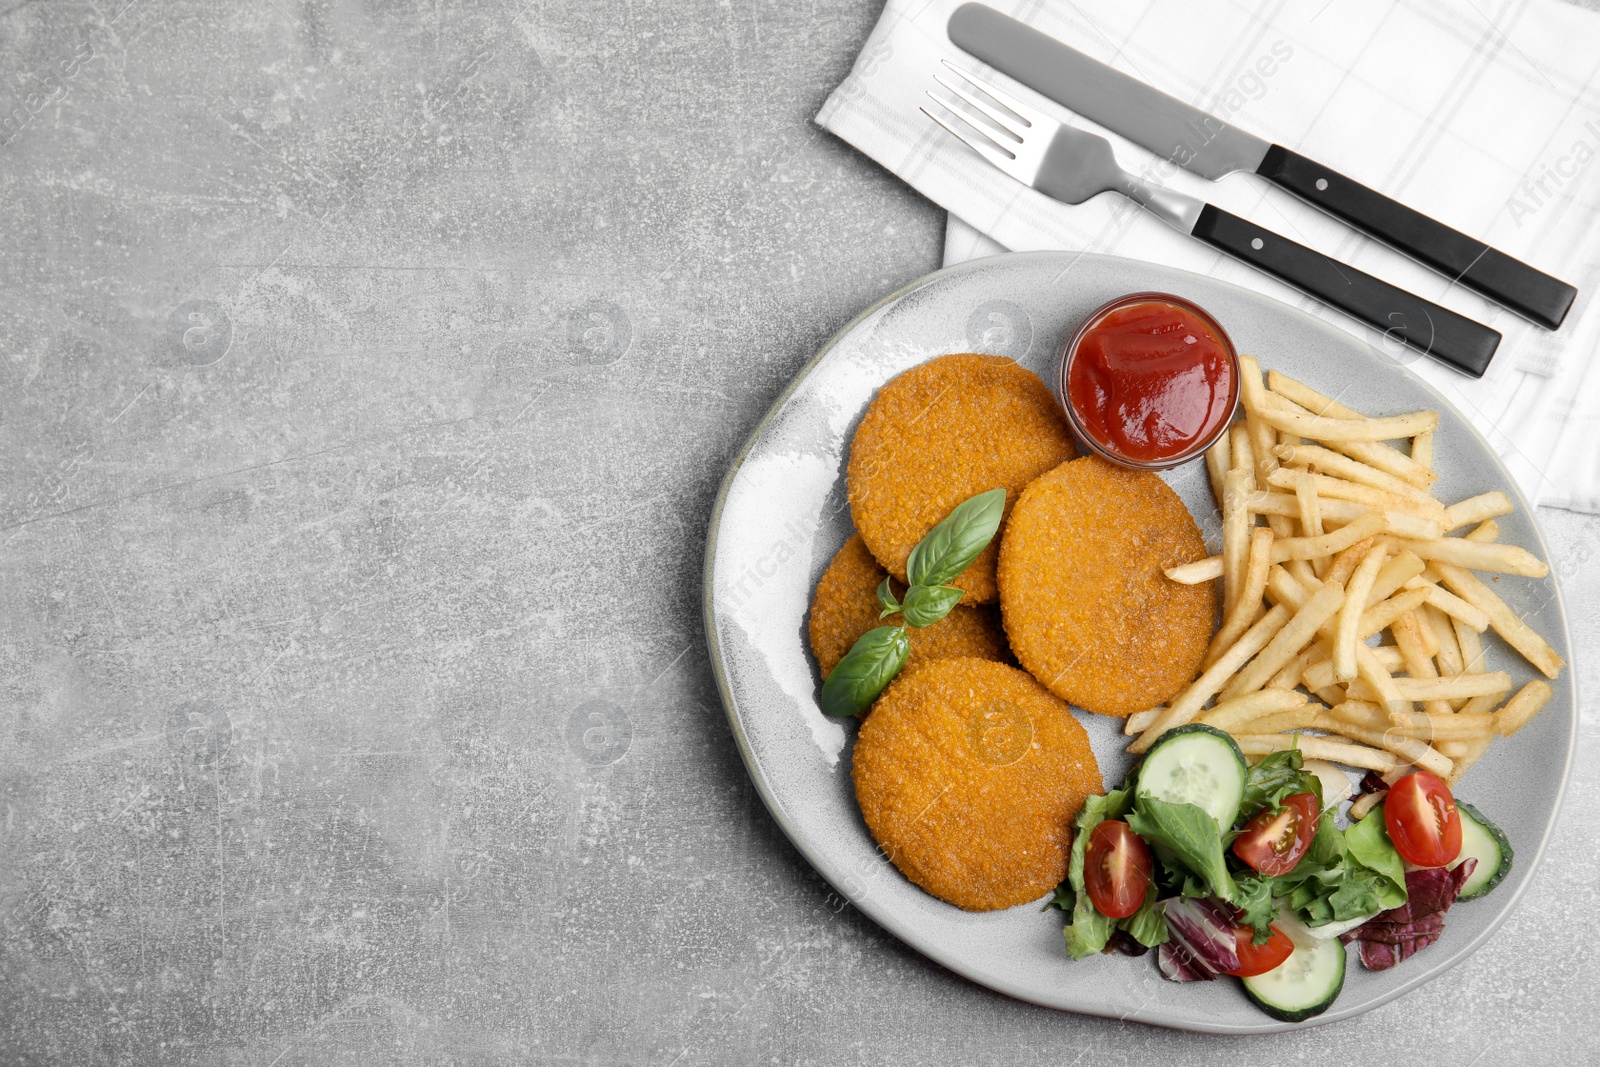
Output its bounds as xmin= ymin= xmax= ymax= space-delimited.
xmin=948 ymin=2 xmax=1579 ymax=331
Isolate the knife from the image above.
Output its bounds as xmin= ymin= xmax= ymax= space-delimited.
xmin=948 ymin=3 xmax=1578 ymax=331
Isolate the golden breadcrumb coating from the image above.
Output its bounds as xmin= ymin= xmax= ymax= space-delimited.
xmin=852 ymin=658 xmax=1102 ymax=911
xmin=847 ymin=354 xmax=1074 ymax=603
xmin=998 ymin=456 xmax=1214 ymax=716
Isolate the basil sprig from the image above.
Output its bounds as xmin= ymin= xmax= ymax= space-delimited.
xmin=820 ymin=488 xmax=1006 ymax=717
xmin=820 ymin=626 xmax=909 ymax=718
xmin=906 ymin=487 xmax=1006 ymax=588
xmin=901 ymin=584 xmax=964 ymax=627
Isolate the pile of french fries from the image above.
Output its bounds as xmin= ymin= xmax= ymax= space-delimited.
xmin=1125 ymin=358 xmax=1562 ymax=818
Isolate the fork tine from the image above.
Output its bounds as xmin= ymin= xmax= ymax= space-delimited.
xmin=938 ymin=60 xmax=1038 ymax=129
xmin=931 ymin=72 xmax=1027 ymax=143
xmin=920 ymin=98 xmax=1018 ymax=165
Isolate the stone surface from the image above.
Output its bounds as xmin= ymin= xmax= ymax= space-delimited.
xmin=0 ymin=1 xmax=1595 ymax=1064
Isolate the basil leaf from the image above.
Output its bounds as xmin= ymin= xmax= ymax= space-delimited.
xmin=1062 ymin=888 xmax=1115 ymax=960
xmin=1344 ymin=804 xmax=1408 ymax=908
xmin=820 ymin=626 xmax=909 ymax=717
xmin=1118 ymin=885 xmax=1169 ymax=948
xmin=1126 ymin=796 xmax=1236 ymax=903
xmin=905 ymin=487 xmax=1006 ymax=589
xmin=875 ymin=577 xmax=901 ymax=619
xmin=1067 ymin=788 xmax=1132 ymax=893
xmin=900 ymin=583 xmax=964 ymax=628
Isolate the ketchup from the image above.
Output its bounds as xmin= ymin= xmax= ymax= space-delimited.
xmin=1066 ymin=299 xmax=1236 ymax=465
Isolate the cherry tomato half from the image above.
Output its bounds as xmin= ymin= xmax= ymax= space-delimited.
xmin=1385 ymin=770 xmax=1462 ymax=868
xmin=1083 ymin=820 xmax=1152 ymax=920
xmin=1226 ymin=924 xmax=1294 ymax=977
xmin=1231 ymin=792 xmax=1320 ymax=876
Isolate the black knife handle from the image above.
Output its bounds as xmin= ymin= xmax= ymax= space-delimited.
xmin=1191 ymin=204 xmax=1501 ymax=377
xmin=1257 ymin=145 xmax=1576 ymax=330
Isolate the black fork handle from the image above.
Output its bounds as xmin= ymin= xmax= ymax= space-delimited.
xmin=1191 ymin=205 xmax=1501 ymax=377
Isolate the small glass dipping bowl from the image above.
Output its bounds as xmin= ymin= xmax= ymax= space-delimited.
xmin=1057 ymin=292 xmax=1240 ymax=471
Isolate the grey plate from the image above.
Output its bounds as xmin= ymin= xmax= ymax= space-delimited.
xmin=701 ymin=251 xmax=1575 ymax=1034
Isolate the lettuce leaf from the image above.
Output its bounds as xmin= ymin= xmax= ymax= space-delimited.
xmin=1066 ymin=788 xmax=1132 ymax=894
xmin=1343 ymin=805 xmax=1409 ymax=910
xmin=1118 ymin=885 xmax=1169 ymax=948
xmin=1232 ymin=874 xmax=1278 ymax=943
xmin=1062 ymin=886 xmax=1115 ymax=959
xmin=1238 ymin=748 xmax=1324 ymax=825
xmin=1127 ymin=796 xmax=1235 ymax=903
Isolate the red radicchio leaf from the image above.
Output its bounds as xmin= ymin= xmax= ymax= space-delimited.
xmin=1158 ymin=898 xmax=1239 ymax=982
xmin=1342 ymin=860 xmax=1476 ymax=971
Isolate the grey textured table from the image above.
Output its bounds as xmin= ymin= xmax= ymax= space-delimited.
xmin=1 ymin=2 xmax=1596 ymax=1064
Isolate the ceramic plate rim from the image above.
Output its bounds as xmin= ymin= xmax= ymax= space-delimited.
xmin=701 ymin=250 xmax=1577 ymax=1034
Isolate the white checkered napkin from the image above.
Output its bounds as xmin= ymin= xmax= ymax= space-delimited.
xmin=818 ymin=0 xmax=1600 ymax=513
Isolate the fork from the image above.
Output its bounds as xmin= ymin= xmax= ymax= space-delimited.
xmin=923 ymin=63 xmax=1501 ymax=378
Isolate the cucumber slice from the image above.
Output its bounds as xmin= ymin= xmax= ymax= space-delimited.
xmin=1453 ymin=800 xmax=1513 ymax=901
xmin=1135 ymin=724 xmax=1247 ymax=830
xmin=1242 ymin=935 xmax=1346 ymax=1023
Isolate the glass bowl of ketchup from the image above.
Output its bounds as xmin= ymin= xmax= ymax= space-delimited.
xmin=1058 ymin=292 xmax=1240 ymax=470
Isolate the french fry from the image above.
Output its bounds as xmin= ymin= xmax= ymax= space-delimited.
xmin=1304 ymin=645 xmax=1403 ymax=691
xmin=1129 ymin=604 xmax=1294 ymax=753
xmin=1496 ymin=680 xmax=1554 ymax=737
xmin=1206 ymin=527 xmax=1274 ymax=668
xmin=1238 ymin=355 xmax=1280 ymax=492
xmin=1165 ymin=557 xmax=1224 ymax=584
xmin=1359 ymin=587 xmax=1433 ymax=639
xmin=1230 ymin=423 xmax=1256 ymax=491
xmin=1355 ymin=643 xmax=1411 ymax=718
xmin=1272 ymin=512 xmax=1385 ymax=562
xmin=1205 ymin=429 xmax=1231 ymax=512
xmin=1437 ymin=739 xmax=1472 ymax=759
xmin=1295 ymin=478 xmax=1325 ymax=575
xmin=1221 ymin=581 xmax=1346 ymax=700
xmin=1124 ymin=708 xmax=1163 ymax=736
xmin=1393 ymin=673 xmax=1512 ymax=701
xmin=1222 ymin=468 xmax=1253 ymax=616
xmin=1285 ymin=558 xmax=1321 ymax=590
xmin=1247 ymin=707 xmax=1325 ymax=735
xmin=1397 ymin=537 xmax=1549 ymax=579
xmin=1365 ymin=551 xmax=1429 ymax=607
xmin=1273 ymin=442 xmax=1437 ymax=505
xmin=1324 ymin=537 xmax=1377 ymax=586
xmin=1465 ymin=519 xmax=1501 ymax=543
xmin=1326 ymin=702 xmax=1453 ymax=777
xmin=1433 ymin=562 xmax=1564 ymax=678
xmin=1263 ymin=372 xmax=1437 ymax=487
xmin=1269 ymin=642 xmax=1326 ymax=691
xmin=1349 ymin=790 xmax=1387 ymax=820
xmin=1454 ymin=617 xmax=1487 ymax=674
xmin=1198 ymin=687 xmax=1309 ymax=733
xmin=1414 ymin=609 xmax=1441 ymax=658
xmin=1254 ymin=392 xmax=1439 ymax=442
xmin=1334 ymin=543 xmax=1388 ymax=681
xmin=1405 ymin=578 xmax=1490 ymax=631
xmin=1459 ymin=692 xmax=1501 ymax=717
xmin=1412 ymin=429 xmax=1433 ymax=470
xmin=1245 ymin=492 xmax=1443 ymax=540
xmin=1311 ymin=683 xmax=1349 ymax=708
xmin=1269 ymin=467 xmax=1443 ymax=519
xmin=1392 ymin=610 xmax=1451 ymax=717
xmin=1383 ymin=708 xmax=1497 ymax=741
xmin=1423 ymin=603 xmax=1465 ymax=680
xmin=1234 ymin=732 xmax=1399 ymax=774
xmin=1444 ymin=491 xmax=1513 ymax=532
